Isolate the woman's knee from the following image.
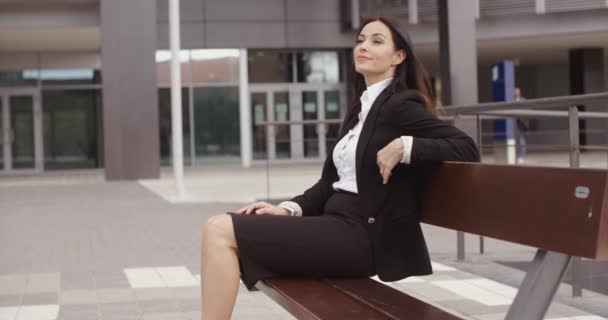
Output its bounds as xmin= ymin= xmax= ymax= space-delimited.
xmin=203 ymin=215 xmax=237 ymax=249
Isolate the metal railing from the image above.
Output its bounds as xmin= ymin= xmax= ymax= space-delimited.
xmin=445 ymin=91 xmax=608 ymax=298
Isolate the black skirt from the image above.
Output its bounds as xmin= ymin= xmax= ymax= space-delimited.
xmin=228 ymin=191 xmax=376 ymax=290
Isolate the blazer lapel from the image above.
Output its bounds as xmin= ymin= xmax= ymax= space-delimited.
xmin=355 ymin=89 xmax=392 ymax=178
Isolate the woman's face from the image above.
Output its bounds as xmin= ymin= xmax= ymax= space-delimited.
xmin=354 ymin=21 xmax=405 ymax=82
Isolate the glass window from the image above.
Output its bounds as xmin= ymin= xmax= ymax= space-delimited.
xmin=38 ymin=69 xmax=102 ymax=85
xmin=0 ymin=97 xmax=3 ymax=170
xmin=248 ymin=50 xmax=293 ymax=83
xmin=297 ymin=51 xmax=342 ymax=83
xmin=156 ymin=50 xmax=191 ymax=85
xmin=10 ymin=96 xmax=35 ymax=169
xmin=158 ymin=88 xmax=191 ymax=166
xmin=0 ymin=70 xmax=38 ymax=87
xmin=193 ymin=86 xmax=241 ymax=164
xmin=191 ymin=49 xmax=240 ymax=84
xmin=42 ymin=90 xmax=102 ymax=170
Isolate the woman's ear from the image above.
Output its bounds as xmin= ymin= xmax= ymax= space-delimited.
xmin=393 ymin=49 xmax=406 ymax=66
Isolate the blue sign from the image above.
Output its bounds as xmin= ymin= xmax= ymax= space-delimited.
xmin=492 ymin=61 xmax=516 ymax=141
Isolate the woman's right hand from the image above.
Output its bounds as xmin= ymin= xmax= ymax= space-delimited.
xmin=235 ymin=201 xmax=291 ymax=216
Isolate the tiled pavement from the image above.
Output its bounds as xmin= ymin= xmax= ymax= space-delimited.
xmin=1 ymin=151 xmax=608 ymax=319
xmin=0 ymin=182 xmax=292 ymax=320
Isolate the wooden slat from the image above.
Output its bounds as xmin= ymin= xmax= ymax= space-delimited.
xmin=257 ymin=279 xmax=390 ymax=319
xmin=324 ymin=278 xmax=463 ymax=320
xmin=421 ymin=162 xmax=608 ymax=260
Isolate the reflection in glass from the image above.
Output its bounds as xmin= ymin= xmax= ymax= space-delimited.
xmin=302 ymin=91 xmax=319 ymax=158
xmin=10 ymin=96 xmax=34 ymax=169
xmin=274 ymin=92 xmax=291 ymax=159
xmin=158 ymin=88 xmax=191 ymax=166
xmin=297 ymin=51 xmax=341 ymax=83
xmin=156 ymin=50 xmax=191 ymax=85
xmin=193 ymin=86 xmax=240 ymax=164
xmin=0 ymin=71 xmax=38 ymax=87
xmin=248 ymin=51 xmax=293 ymax=83
xmin=43 ymin=90 xmax=102 ymax=170
xmin=37 ymin=69 xmax=101 ymax=85
xmin=251 ymin=93 xmax=267 ymax=160
xmin=0 ymin=98 xmax=3 ymax=170
xmin=191 ymin=49 xmax=240 ymax=84
xmin=325 ymin=91 xmax=341 ymax=152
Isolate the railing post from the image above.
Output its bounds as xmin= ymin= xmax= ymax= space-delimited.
xmin=457 ymin=231 xmax=465 ymax=261
xmin=477 ymin=114 xmax=484 ymax=254
xmin=568 ymin=105 xmax=583 ymax=297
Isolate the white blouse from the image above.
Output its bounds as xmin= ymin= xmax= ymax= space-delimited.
xmin=279 ymin=77 xmax=413 ymax=216
xmin=332 ymin=77 xmax=393 ymax=193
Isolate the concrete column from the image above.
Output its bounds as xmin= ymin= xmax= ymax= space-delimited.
xmin=569 ymin=48 xmax=605 ymax=147
xmin=101 ymin=0 xmax=160 ymax=180
xmin=438 ymin=0 xmax=479 ymax=144
xmin=438 ymin=0 xmax=480 ymax=261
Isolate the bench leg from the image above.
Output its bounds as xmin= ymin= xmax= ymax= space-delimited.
xmin=505 ymin=250 xmax=571 ymax=320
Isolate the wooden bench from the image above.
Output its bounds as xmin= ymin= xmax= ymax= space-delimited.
xmin=256 ymin=162 xmax=608 ymax=320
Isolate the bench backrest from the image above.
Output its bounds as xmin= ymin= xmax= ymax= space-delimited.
xmin=420 ymin=162 xmax=608 ymax=260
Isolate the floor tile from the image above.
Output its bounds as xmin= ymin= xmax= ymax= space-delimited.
xmin=0 ymin=295 xmax=21 ymax=307
xmin=96 ymin=288 xmax=137 ymax=304
xmin=0 ymin=276 xmax=27 ymax=295
xmin=26 ymin=273 xmax=60 ymax=294
xmin=15 ymin=304 xmax=59 ymax=320
xmin=0 ymin=306 xmax=19 ymax=320
xmin=433 ymin=279 xmax=513 ymax=306
xmin=124 ymin=268 xmax=165 ymax=288
xmin=59 ymin=290 xmax=98 ymax=305
xmin=156 ymin=266 xmax=198 ymax=287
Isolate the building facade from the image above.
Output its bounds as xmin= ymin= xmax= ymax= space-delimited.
xmin=0 ymin=0 xmax=607 ymax=179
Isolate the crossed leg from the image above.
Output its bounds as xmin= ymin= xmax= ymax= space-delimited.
xmin=201 ymin=214 xmax=239 ymax=320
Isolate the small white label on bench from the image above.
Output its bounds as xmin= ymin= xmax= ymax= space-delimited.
xmin=575 ymin=186 xmax=590 ymax=199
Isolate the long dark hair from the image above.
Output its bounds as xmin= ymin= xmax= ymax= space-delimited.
xmin=348 ymin=16 xmax=436 ymax=119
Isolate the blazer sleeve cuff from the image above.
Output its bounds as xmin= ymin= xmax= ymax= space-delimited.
xmin=400 ymin=136 xmax=414 ymax=164
xmin=278 ymin=201 xmax=303 ymax=216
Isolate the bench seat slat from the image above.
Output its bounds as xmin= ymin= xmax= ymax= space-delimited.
xmin=257 ymin=279 xmax=389 ymax=319
xmin=324 ymin=278 xmax=463 ymax=320
xmin=258 ymin=278 xmax=463 ymax=319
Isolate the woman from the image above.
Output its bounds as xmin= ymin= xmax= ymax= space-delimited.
xmin=200 ymin=16 xmax=480 ymax=319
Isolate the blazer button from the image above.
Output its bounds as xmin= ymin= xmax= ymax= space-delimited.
xmin=368 ymin=217 xmax=375 ymax=224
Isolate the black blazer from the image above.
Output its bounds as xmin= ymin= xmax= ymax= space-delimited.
xmin=289 ymin=88 xmax=481 ymax=281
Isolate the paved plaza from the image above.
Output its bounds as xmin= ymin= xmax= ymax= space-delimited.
xmin=1 ymin=151 xmax=608 ymax=319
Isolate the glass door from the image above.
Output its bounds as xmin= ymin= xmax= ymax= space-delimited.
xmin=273 ymin=91 xmax=291 ymax=159
xmin=249 ymin=84 xmax=345 ymax=162
xmin=251 ymin=91 xmax=268 ymax=160
xmin=323 ymin=90 xmax=342 ymax=153
xmin=250 ymin=86 xmax=291 ymax=161
xmin=0 ymin=97 xmax=4 ymax=171
xmin=0 ymin=89 xmax=42 ymax=173
xmin=302 ymin=91 xmax=319 ymax=158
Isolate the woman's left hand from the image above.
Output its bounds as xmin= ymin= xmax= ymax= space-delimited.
xmin=377 ymin=138 xmax=404 ymax=184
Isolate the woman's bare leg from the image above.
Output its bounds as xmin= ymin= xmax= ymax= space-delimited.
xmin=201 ymin=214 xmax=240 ymax=320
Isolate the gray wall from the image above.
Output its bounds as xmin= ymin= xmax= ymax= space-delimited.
xmin=101 ymin=0 xmax=160 ymax=180
xmin=156 ymin=0 xmax=355 ymax=49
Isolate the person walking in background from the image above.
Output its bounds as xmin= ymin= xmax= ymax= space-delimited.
xmin=199 ymin=16 xmax=480 ymax=320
